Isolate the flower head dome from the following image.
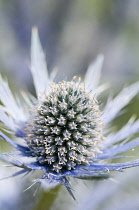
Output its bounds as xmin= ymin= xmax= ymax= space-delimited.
xmin=25 ymin=80 xmax=103 ymax=173
xmin=0 ymin=28 xmax=139 ymax=199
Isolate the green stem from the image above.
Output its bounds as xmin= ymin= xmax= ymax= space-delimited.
xmin=33 ymin=185 xmax=61 ymax=210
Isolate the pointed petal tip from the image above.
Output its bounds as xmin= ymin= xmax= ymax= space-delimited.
xmin=103 ymin=81 xmax=139 ymax=125
xmin=88 ymin=54 xmax=104 ymax=72
xmin=31 ymin=27 xmax=40 ymax=49
xmin=96 ymin=54 xmax=104 ymax=63
xmin=32 ymin=26 xmax=38 ymax=33
xmin=85 ymin=54 xmax=104 ymax=92
xmin=31 ymin=27 xmax=39 ymax=44
xmin=30 ymin=27 xmax=50 ymax=98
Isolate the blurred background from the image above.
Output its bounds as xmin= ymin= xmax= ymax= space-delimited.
xmin=0 ymin=0 xmax=139 ymax=89
xmin=0 ymin=0 xmax=139 ymax=210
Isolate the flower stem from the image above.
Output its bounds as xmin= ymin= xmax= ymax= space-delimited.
xmin=33 ymin=186 xmax=61 ymax=210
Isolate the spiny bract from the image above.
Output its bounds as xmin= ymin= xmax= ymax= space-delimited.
xmin=25 ymin=80 xmax=103 ymax=173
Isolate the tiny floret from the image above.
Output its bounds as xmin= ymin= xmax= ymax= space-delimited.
xmin=24 ymin=81 xmax=103 ymax=173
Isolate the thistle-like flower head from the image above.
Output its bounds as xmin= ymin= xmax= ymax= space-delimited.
xmin=25 ymin=81 xmax=103 ymax=173
xmin=1 ymin=28 xmax=139 ymax=199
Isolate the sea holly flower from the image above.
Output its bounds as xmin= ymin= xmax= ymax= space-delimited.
xmin=0 ymin=28 xmax=139 ymax=200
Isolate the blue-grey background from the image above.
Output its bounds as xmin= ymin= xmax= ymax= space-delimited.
xmin=0 ymin=0 xmax=139 ymax=89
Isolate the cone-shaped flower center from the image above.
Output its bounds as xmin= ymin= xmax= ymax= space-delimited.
xmin=25 ymin=81 xmax=103 ymax=173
